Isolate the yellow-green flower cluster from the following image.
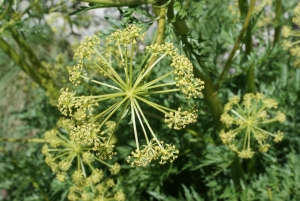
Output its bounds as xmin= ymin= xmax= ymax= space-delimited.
xmin=68 ymin=169 xmax=125 ymax=201
xmin=74 ymin=35 xmax=100 ymax=62
xmin=42 ymin=118 xmax=120 ymax=186
xmin=219 ymin=93 xmax=286 ymax=159
xmin=57 ymin=88 xmax=98 ymax=117
xmin=127 ymin=139 xmax=179 ymax=167
xmin=58 ymin=25 xmax=204 ymax=167
xmin=165 ymin=107 xmax=198 ymax=130
xmin=107 ymin=25 xmax=146 ymax=45
xmin=282 ymin=3 xmax=300 ymax=68
xmin=146 ymin=44 xmax=205 ymax=99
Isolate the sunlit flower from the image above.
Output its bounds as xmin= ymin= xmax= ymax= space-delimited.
xmin=60 ymin=25 xmax=204 ymax=166
xmin=219 ymin=93 xmax=286 ymax=158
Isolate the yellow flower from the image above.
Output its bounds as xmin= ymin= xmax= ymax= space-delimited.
xmin=220 ymin=93 xmax=286 ymax=158
xmin=281 ymin=3 xmax=300 ymax=68
xmin=61 ymin=25 xmax=204 ymax=166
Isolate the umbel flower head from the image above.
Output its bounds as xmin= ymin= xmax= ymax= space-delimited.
xmin=219 ymin=93 xmax=286 ymax=159
xmin=68 ymin=170 xmax=125 ymax=201
xmin=42 ymin=118 xmax=124 ymax=200
xmin=58 ymin=25 xmax=204 ymax=166
xmin=42 ymin=118 xmax=120 ymax=179
xmin=282 ymin=3 xmax=300 ymax=68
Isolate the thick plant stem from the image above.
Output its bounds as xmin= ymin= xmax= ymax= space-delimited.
xmin=81 ymin=0 xmax=158 ymax=6
xmin=0 ymin=0 xmax=13 ymax=21
xmin=167 ymin=5 xmax=223 ymax=130
xmin=273 ymin=0 xmax=282 ymax=45
xmin=144 ymin=5 xmax=167 ymax=78
xmin=245 ymin=14 xmax=255 ymax=93
xmin=216 ymin=0 xmax=257 ymax=90
xmin=10 ymin=29 xmax=50 ymax=79
xmin=154 ymin=6 xmax=167 ymax=46
xmin=0 ymin=38 xmax=45 ymax=88
xmin=193 ymin=66 xmax=224 ymax=130
xmin=239 ymin=0 xmax=255 ymax=93
xmin=0 ymin=138 xmax=45 ymax=143
xmin=167 ymin=3 xmax=244 ymax=190
xmin=247 ymin=67 xmax=255 ymax=93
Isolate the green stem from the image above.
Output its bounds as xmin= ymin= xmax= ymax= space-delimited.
xmin=231 ymin=109 xmax=247 ymax=121
xmin=238 ymin=0 xmax=255 ymax=93
xmin=81 ymin=0 xmax=158 ymax=6
xmin=137 ymin=88 xmax=179 ymax=95
xmin=91 ymin=99 xmax=124 ymax=122
xmin=142 ymin=5 xmax=167 ymax=80
xmin=133 ymin=53 xmax=166 ymax=88
xmin=92 ymin=92 xmax=126 ymax=102
xmin=9 ymin=29 xmax=50 ymax=79
xmin=135 ymin=95 xmax=173 ymax=113
xmin=107 ymin=100 xmax=130 ymax=144
xmin=93 ymin=48 xmax=127 ymax=88
xmin=154 ymin=6 xmax=167 ymax=45
xmin=131 ymin=98 xmax=140 ymax=150
xmin=194 ymin=68 xmax=225 ymax=130
xmin=130 ymin=45 xmax=134 ymax=87
xmin=98 ymin=98 xmax=129 ymax=128
xmin=216 ymin=0 xmax=257 ymax=90
xmin=167 ymin=3 xmax=245 ymax=190
xmin=133 ymin=99 xmax=162 ymax=146
xmin=135 ymin=70 xmax=174 ymax=91
xmin=273 ymin=0 xmax=282 ymax=45
xmin=0 ymin=38 xmax=45 ymax=88
xmin=137 ymin=81 xmax=176 ymax=91
xmin=0 ymin=138 xmax=45 ymax=143
xmin=247 ymin=66 xmax=255 ymax=93
xmin=167 ymin=4 xmax=224 ymax=130
xmin=84 ymin=77 xmax=122 ymax=91
xmin=132 ymin=101 xmax=150 ymax=144
xmin=0 ymin=0 xmax=13 ymax=21
xmin=93 ymin=156 xmax=113 ymax=167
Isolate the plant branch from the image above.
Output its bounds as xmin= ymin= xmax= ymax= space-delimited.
xmin=9 ymin=28 xmax=50 ymax=79
xmin=238 ymin=0 xmax=255 ymax=93
xmin=273 ymin=0 xmax=282 ymax=45
xmin=167 ymin=2 xmax=245 ymax=190
xmin=0 ymin=37 xmax=45 ymax=88
xmin=216 ymin=0 xmax=257 ymax=90
xmin=142 ymin=5 xmax=167 ymax=81
xmin=0 ymin=138 xmax=45 ymax=143
xmin=154 ymin=6 xmax=167 ymax=45
xmin=81 ymin=0 xmax=159 ymax=6
xmin=0 ymin=0 xmax=13 ymax=21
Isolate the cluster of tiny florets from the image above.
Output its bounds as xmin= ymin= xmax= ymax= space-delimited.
xmin=74 ymin=35 xmax=100 ymax=62
xmin=282 ymin=3 xmax=300 ymax=68
xmin=42 ymin=118 xmax=125 ymax=200
xmin=69 ymin=63 xmax=84 ymax=86
xmin=220 ymin=93 xmax=286 ymax=159
xmin=70 ymin=122 xmax=101 ymax=145
xmin=146 ymin=43 xmax=205 ymax=99
xmin=57 ymin=88 xmax=98 ymax=118
xmin=145 ymin=42 xmax=177 ymax=56
xmin=68 ymin=169 xmax=125 ymax=201
xmin=164 ymin=107 xmax=198 ymax=130
xmin=171 ymin=55 xmax=205 ymax=98
xmin=127 ymin=139 xmax=179 ymax=167
xmin=57 ymin=25 xmax=204 ymax=168
xmin=43 ymin=24 xmax=205 ymax=200
xmin=107 ymin=25 xmax=145 ymax=45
